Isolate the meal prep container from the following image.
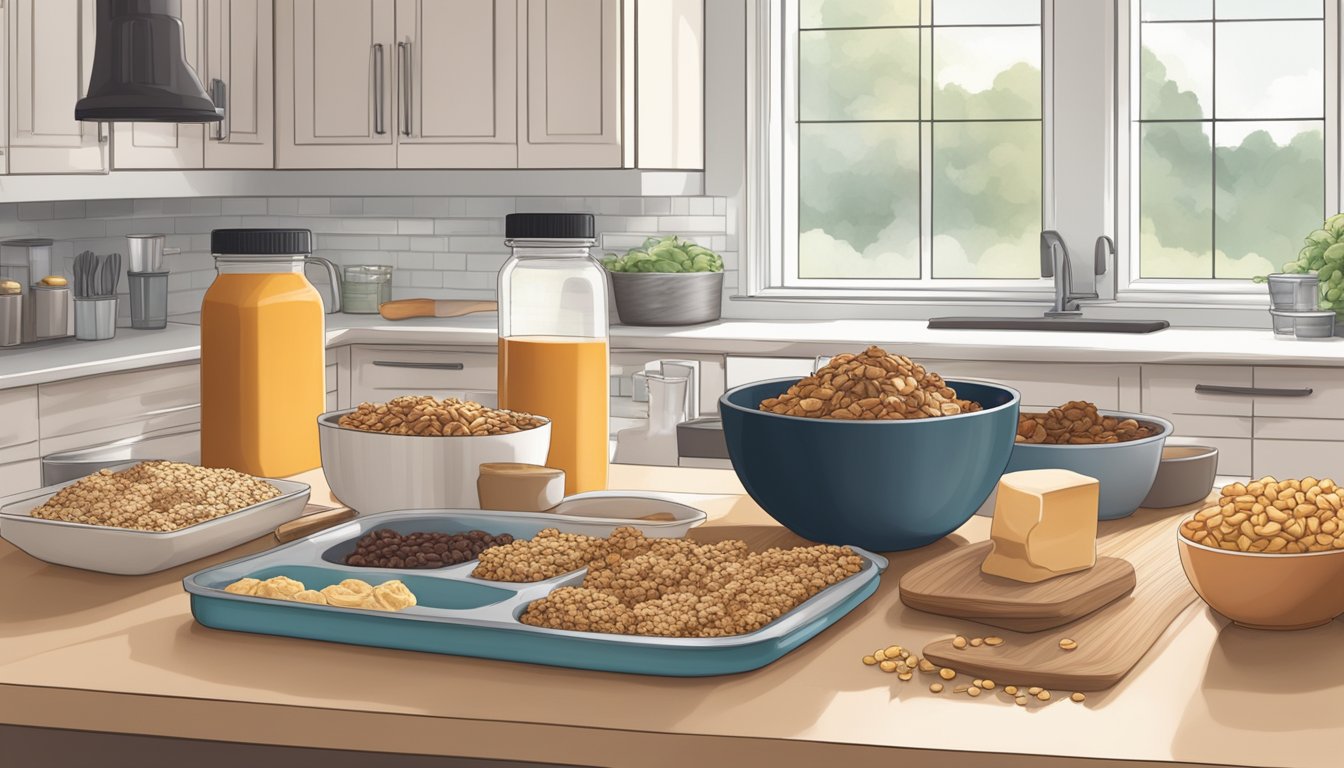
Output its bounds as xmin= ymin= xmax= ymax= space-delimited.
xmin=318 ymin=410 xmax=552 ymax=512
xmin=719 ymin=378 xmax=1020 ymax=551
xmin=1005 ymin=410 xmax=1171 ymax=520
xmin=0 ymin=464 xmax=311 ymax=575
xmin=1141 ymin=445 xmax=1219 ymax=509
xmin=1178 ymin=535 xmax=1344 ymax=630
xmin=184 ymin=509 xmax=884 ymax=675
xmin=1267 ymin=273 xmax=1320 ymax=311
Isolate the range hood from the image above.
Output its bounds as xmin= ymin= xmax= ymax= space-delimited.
xmin=75 ymin=0 xmax=222 ymax=123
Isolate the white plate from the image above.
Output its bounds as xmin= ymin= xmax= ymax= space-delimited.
xmin=0 ymin=462 xmax=311 ymax=575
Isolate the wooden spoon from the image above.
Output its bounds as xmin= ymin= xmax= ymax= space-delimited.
xmin=379 ymin=299 xmax=497 ymax=321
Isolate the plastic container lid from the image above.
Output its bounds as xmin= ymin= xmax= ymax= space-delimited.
xmin=505 ymin=213 xmax=595 ymax=240
xmin=211 ymin=228 xmax=312 ymax=256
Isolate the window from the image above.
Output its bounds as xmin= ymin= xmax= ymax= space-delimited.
xmin=1130 ymin=0 xmax=1333 ymax=282
xmin=773 ymin=0 xmax=1046 ymax=291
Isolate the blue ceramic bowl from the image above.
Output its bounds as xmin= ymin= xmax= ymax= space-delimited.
xmin=719 ymin=378 xmax=1020 ymax=552
xmin=1005 ymin=410 xmax=1172 ymax=520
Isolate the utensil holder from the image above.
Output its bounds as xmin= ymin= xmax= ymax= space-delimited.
xmin=75 ymin=297 xmax=117 ymax=341
xmin=128 ymin=271 xmax=169 ymax=330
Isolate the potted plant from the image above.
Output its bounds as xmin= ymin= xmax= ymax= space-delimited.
xmin=602 ymin=236 xmax=724 ymax=326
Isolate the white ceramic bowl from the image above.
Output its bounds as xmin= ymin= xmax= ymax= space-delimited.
xmin=317 ymin=409 xmax=552 ymax=513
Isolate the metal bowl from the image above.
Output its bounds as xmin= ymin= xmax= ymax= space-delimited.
xmin=609 ymin=271 xmax=723 ymax=326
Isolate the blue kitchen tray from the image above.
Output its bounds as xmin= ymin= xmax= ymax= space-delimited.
xmin=183 ymin=510 xmax=887 ymax=676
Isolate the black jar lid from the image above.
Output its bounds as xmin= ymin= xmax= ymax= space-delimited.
xmin=505 ymin=213 xmax=595 ymax=240
xmin=211 ymin=228 xmax=312 ymax=255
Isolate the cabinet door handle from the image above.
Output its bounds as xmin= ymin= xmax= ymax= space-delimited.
xmin=372 ymin=361 xmax=466 ymax=371
xmin=398 ymin=41 xmax=412 ymax=137
xmin=209 ymin=78 xmax=228 ymax=140
xmin=373 ymin=44 xmax=386 ymax=135
xmin=1194 ymin=384 xmax=1314 ymax=397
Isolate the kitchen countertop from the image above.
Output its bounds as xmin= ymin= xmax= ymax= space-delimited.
xmin=1 ymin=464 xmax=1339 ymax=767
xmin=4 ymin=313 xmax=1344 ymax=391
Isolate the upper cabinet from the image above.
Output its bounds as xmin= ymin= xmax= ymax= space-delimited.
xmin=0 ymin=0 xmax=8 ymax=174
xmin=275 ymin=0 xmax=396 ymax=168
xmin=634 ymin=0 xmax=702 ymax=169
xmin=113 ymin=0 xmax=274 ymax=170
xmin=392 ymin=0 xmax=517 ymax=168
xmin=518 ymin=0 xmax=621 ymax=168
xmin=5 ymin=0 xmax=106 ymax=174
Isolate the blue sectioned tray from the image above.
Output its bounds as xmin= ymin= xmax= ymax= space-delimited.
xmin=183 ymin=509 xmax=888 ymax=676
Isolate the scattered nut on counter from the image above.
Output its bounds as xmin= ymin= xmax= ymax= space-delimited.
xmin=346 ymin=528 xmax=515 ymax=568
xmin=1016 ymin=400 xmax=1154 ymax=445
xmin=1071 ymin=692 xmax=1087 ymax=702
xmin=225 ymin=576 xmax=417 ymax=611
xmin=1181 ymin=476 xmax=1344 ymax=553
xmin=507 ymin=527 xmax=863 ymax=638
xmin=859 ymin=643 xmax=1067 ymax=706
xmin=31 ymin=461 xmax=280 ymax=532
xmin=758 ymin=346 xmax=983 ymax=420
xmin=339 ymin=395 xmax=547 ymax=437
xmin=1059 ymin=638 xmax=1079 ymax=651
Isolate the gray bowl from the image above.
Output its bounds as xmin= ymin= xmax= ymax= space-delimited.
xmin=1141 ymin=444 xmax=1219 ymax=508
xmin=609 ymin=270 xmax=723 ymax=326
xmin=1004 ymin=410 xmax=1172 ymax=520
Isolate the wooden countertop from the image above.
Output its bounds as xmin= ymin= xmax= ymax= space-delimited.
xmin=2 ymin=465 xmax=1340 ymax=768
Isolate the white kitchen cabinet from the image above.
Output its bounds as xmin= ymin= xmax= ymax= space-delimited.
xmin=203 ymin=0 xmax=275 ymax=168
xmin=634 ymin=0 xmax=702 ymax=169
xmin=0 ymin=459 xmax=40 ymax=496
xmin=112 ymin=0 xmax=207 ymax=170
xmin=37 ymin=363 xmax=201 ymax=456
xmin=393 ymin=0 xmax=517 ymax=168
xmin=275 ymin=0 xmax=397 ymax=168
xmin=0 ymin=385 xmax=38 ymax=466
xmin=1141 ymin=364 xmax=1253 ymax=476
xmin=518 ymin=0 xmax=622 ymax=168
xmin=5 ymin=0 xmax=106 ymax=174
xmin=0 ymin=0 xmax=8 ymax=175
xmin=349 ymin=345 xmax=498 ymax=405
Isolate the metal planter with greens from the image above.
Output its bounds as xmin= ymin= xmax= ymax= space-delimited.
xmin=603 ymin=236 xmax=724 ymax=326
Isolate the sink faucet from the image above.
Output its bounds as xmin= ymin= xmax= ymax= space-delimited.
xmin=1041 ymin=231 xmax=1111 ymax=317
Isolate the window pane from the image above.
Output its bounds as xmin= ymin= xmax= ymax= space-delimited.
xmin=935 ymin=0 xmax=1040 ymax=25
xmin=1215 ymin=121 xmax=1323 ymax=278
xmin=931 ymin=122 xmax=1041 ymax=278
xmin=1214 ymin=20 xmax=1322 ymax=119
xmin=1141 ymin=0 xmax=1212 ymax=21
xmin=800 ymin=0 xmax=919 ymax=29
xmin=799 ymin=124 xmax=920 ymax=279
xmin=799 ymin=29 xmax=919 ymax=121
xmin=1140 ymin=123 xmax=1213 ymax=277
xmin=1216 ymin=0 xmax=1322 ymax=19
xmin=933 ymin=26 xmax=1041 ymax=119
xmin=1139 ymin=23 xmax=1211 ymax=119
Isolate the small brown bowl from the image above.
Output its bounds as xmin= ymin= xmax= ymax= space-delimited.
xmin=1142 ymin=444 xmax=1219 ymax=508
xmin=1177 ymin=535 xmax=1344 ymax=630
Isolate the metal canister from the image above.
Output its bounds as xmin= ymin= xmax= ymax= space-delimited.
xmin=0 ymin=293 xmax=22 ymax=347
xmin=32 ymin=284 xmax=73 ymax=340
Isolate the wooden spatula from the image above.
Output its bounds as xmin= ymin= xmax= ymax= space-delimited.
xmin=379 ymin=299 xmax=497 ymax=321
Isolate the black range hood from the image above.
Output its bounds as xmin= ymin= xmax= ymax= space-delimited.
xmin=75 ymin=0 xmax=222 ymax=123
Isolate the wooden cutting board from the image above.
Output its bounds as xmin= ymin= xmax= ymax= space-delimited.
xmin=899 ymin=542 xmax=1137 ymax=632
xmin=921 ymin=510 xmax=1198 ymax=691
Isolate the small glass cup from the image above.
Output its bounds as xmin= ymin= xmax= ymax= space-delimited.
xmin=340 ymin=265 xmax=393 ymax=314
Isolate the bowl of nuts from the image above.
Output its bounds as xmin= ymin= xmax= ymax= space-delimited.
xmin=1178 ymin=477 xmax=1344 ymax=630
xmin=318 ymin=396 xmax=551 ymax=513
xmin=718 ymin=346 xmax=1021 ymax=551
xmin=1005 ymin=401 xmax=1172 ymax=520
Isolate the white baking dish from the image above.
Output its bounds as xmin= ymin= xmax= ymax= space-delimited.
xmin=0 ymin=462 xmax=311 ymax=575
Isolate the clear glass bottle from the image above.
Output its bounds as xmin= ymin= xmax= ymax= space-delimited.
xmin=497 ymin=213 xmax=609 ymax=495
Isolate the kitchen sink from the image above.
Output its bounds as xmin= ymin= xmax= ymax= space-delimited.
xmin=927 ymin=317 xmax=1170 ymax=333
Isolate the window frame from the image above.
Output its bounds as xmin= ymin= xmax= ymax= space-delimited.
xmin=744 ymin=0 xmax=1344 ymax=307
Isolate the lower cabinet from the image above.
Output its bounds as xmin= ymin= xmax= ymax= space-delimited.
xmin=348 ymin=345 xmax=499 ymax=406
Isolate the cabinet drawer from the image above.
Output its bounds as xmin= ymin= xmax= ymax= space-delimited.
xmin=1253 ymin=439 xmax=1344 ymax=481
xmin=0 ymin=460 xmax=42 ymax=496
xmin=350 ymin=346 xmax=497 ymax=405
xmin=1251 ymin=367 xmax=1344 ymax=418
xmin=0 ymin=386 xmax=39 ymax=463
xmin=1141 ymin=364 xmax=1254 ymax=418
xmin=724 ymin=357 xmax=814 ymax=390
xmin=925 ymin=360 xmax=1139 ymax=411
xmin=38 ymin=364 xmax=201 ymax=455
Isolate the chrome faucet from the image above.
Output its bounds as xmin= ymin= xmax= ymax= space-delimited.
xmin=1040 ymin=231 xmax=1111 ymax=318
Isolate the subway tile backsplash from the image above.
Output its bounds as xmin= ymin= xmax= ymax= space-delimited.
xmin=0 ymin=196 xmax=734 ymax=319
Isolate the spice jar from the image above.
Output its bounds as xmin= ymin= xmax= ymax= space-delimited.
xmin=341 ymin=265 xmax=393 ymax=314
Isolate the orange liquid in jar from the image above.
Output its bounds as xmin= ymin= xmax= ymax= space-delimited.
xmin=498 ymin=336 xmax=609 ymax=495
xmin=200 ymin=272 xmax=326 ymax=477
